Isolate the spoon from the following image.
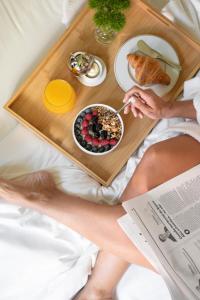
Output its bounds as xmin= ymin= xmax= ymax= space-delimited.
xmin=115 ymin=96 xmax=135 ymax=115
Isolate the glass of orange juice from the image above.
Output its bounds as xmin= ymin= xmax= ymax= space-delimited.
xmin=43 ymin=79 xmax=76 ymax=114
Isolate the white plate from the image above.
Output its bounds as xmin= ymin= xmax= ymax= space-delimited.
xmin=114 ymin=35 xmax=180 ymax=96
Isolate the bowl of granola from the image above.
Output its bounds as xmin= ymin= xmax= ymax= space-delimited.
xmin=73 ymin=104 xmax=124 ymax=155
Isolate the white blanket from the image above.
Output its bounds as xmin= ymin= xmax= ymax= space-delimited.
xmin=0 ymin=0 xmax=199 ymax=299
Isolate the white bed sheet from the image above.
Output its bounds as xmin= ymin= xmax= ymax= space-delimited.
xmin=0 ymin=123 xmax=176 ymax=300
xmin=0 ymin=1 xmax=188 ymax=299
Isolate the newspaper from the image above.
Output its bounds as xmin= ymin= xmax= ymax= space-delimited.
xmin=118 ymin=164 xmax=200 ymax=300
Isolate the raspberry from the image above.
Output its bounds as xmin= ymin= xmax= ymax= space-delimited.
xmin=82 ymin=120 xmax=89 ymax=128
xmin=85 ymin=135 xmax=92 ymax=143
xmin=85 ymin=114 xmax=92 ymax=121
xmin=92 ymin=138 xmax=100 ymax=146
xmin=101 ymin=139 xmax=109 ymax=146
xmin=110 ymin=139 xmax=117 ymax=146
xmin=81 ymin=128 xmax=88 ymax=136
xmin=92 ymin=110 xmax=98 ymax=116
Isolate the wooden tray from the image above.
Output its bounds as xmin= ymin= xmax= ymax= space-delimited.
xmin=4 ymin=0 xmax=200 ymax=186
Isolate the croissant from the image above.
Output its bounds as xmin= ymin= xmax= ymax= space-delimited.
xmin=127 ymin=53 xmax=171 ymax=86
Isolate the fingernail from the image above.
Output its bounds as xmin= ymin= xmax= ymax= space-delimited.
xmin=133 ymin=111 xmax=137 ymax=118
xmin=139 ymin=113 xmax=143 ymax=119
xmin=129 ymin=97 xmax=136 ymax=104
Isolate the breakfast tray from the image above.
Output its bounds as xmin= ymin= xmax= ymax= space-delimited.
xmin=4 ymin=0 xmax=200 ymax=186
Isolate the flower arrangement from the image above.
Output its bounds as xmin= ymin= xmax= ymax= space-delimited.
xmin=89 ymin=0 xmax=131 ymax=33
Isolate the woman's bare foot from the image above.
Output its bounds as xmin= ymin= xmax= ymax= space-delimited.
xmin=74 ymin=284 xmax=113 ymax=300
xmin=0 ymin=171 xmax=56 ymax=207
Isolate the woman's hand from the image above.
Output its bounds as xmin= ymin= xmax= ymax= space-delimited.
xmin=123 ymin=86 xmax=171 ymax=120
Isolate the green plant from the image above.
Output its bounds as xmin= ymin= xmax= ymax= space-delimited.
xmin=89 ymin=0 xmax=131 ymax=32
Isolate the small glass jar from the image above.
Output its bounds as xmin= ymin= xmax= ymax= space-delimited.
xmin=68 ymin=52 xmax=94 ymax=76
xmin=95 ymin=27 xmax=117 ymax=45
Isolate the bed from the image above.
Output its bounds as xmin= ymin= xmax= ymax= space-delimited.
xmin=0 ymin=1 xmax=196 ymax=299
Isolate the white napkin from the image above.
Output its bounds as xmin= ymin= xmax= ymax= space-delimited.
xmin=62 ymin=0 xmax=86 ymax=26
xmin=162 ymin=0 xmax=200 ymax=40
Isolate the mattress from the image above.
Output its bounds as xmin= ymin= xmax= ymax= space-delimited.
xmin=0 ymin=1 xmax=183 ymax=299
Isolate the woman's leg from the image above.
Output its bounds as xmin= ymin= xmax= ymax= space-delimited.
xmin=1 ymin=135 xmax=200 ymax=263
xmin=75 ymin=251 xmax=129 ymax=300
xmin=0 ymin=178 xmax=151 ymax=267
xmin=76 ymin=150 xmax=157 ymax=300
xmin=121 ymin=134 xmax=200 ymax=200
xmin=75 ymin=134 xmax=200 ymax=299
xmin=1 ymin=135 xmax=200 ymax=298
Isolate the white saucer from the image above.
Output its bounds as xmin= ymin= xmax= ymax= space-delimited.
xmin=77 ymin=56 xmax=107 ymax=87
xmin=114 ymin=35 xmax=181 ymax=96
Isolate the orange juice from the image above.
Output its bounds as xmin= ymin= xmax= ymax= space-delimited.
xmin=44 ymin=79 xmax=76 ymax=113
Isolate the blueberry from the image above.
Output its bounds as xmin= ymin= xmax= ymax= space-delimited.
xmin=86 ymin=144 xmax=92 ymax=151
xmin=98 ymin=147 xmax=105 ymax=153
xmin=75 ymin=129 xmax=81 ymax=136
xmin=92 ymin=116 xmax=98 ymax=123
xmin=77 ymin=116 xmax=83 ymax=123
xmin=100 ymin=130 xmax=107 ymax=139
xmin=77 ymin=135 xmax=83 ymax=142
xmin=93 ymin=132 xmax=100 ymax=138
xmin=80 ymin=112 xmax=86 ymax=118
xmin=88 ymin=124 xmax=93 ymax=131
xmin=92 ymin=124 xmax=97 ymax=133
xmin=96 ymin=123 xmax=102 ymax=131
xmin=105 ymin=144 xmax=111 ymax=151
xmin=81 ymin=140 xmax=87 ymax=148
xmin=92 ymin=146 xmax=98 ymax=153
xmin=75 ymin=123 xmax=81 ymax=130
xmin=85 ymin=108 xmax=92 ymax=114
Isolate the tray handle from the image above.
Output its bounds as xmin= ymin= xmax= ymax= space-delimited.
xmin=145 ymin=8 xmax=170 ymax=28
